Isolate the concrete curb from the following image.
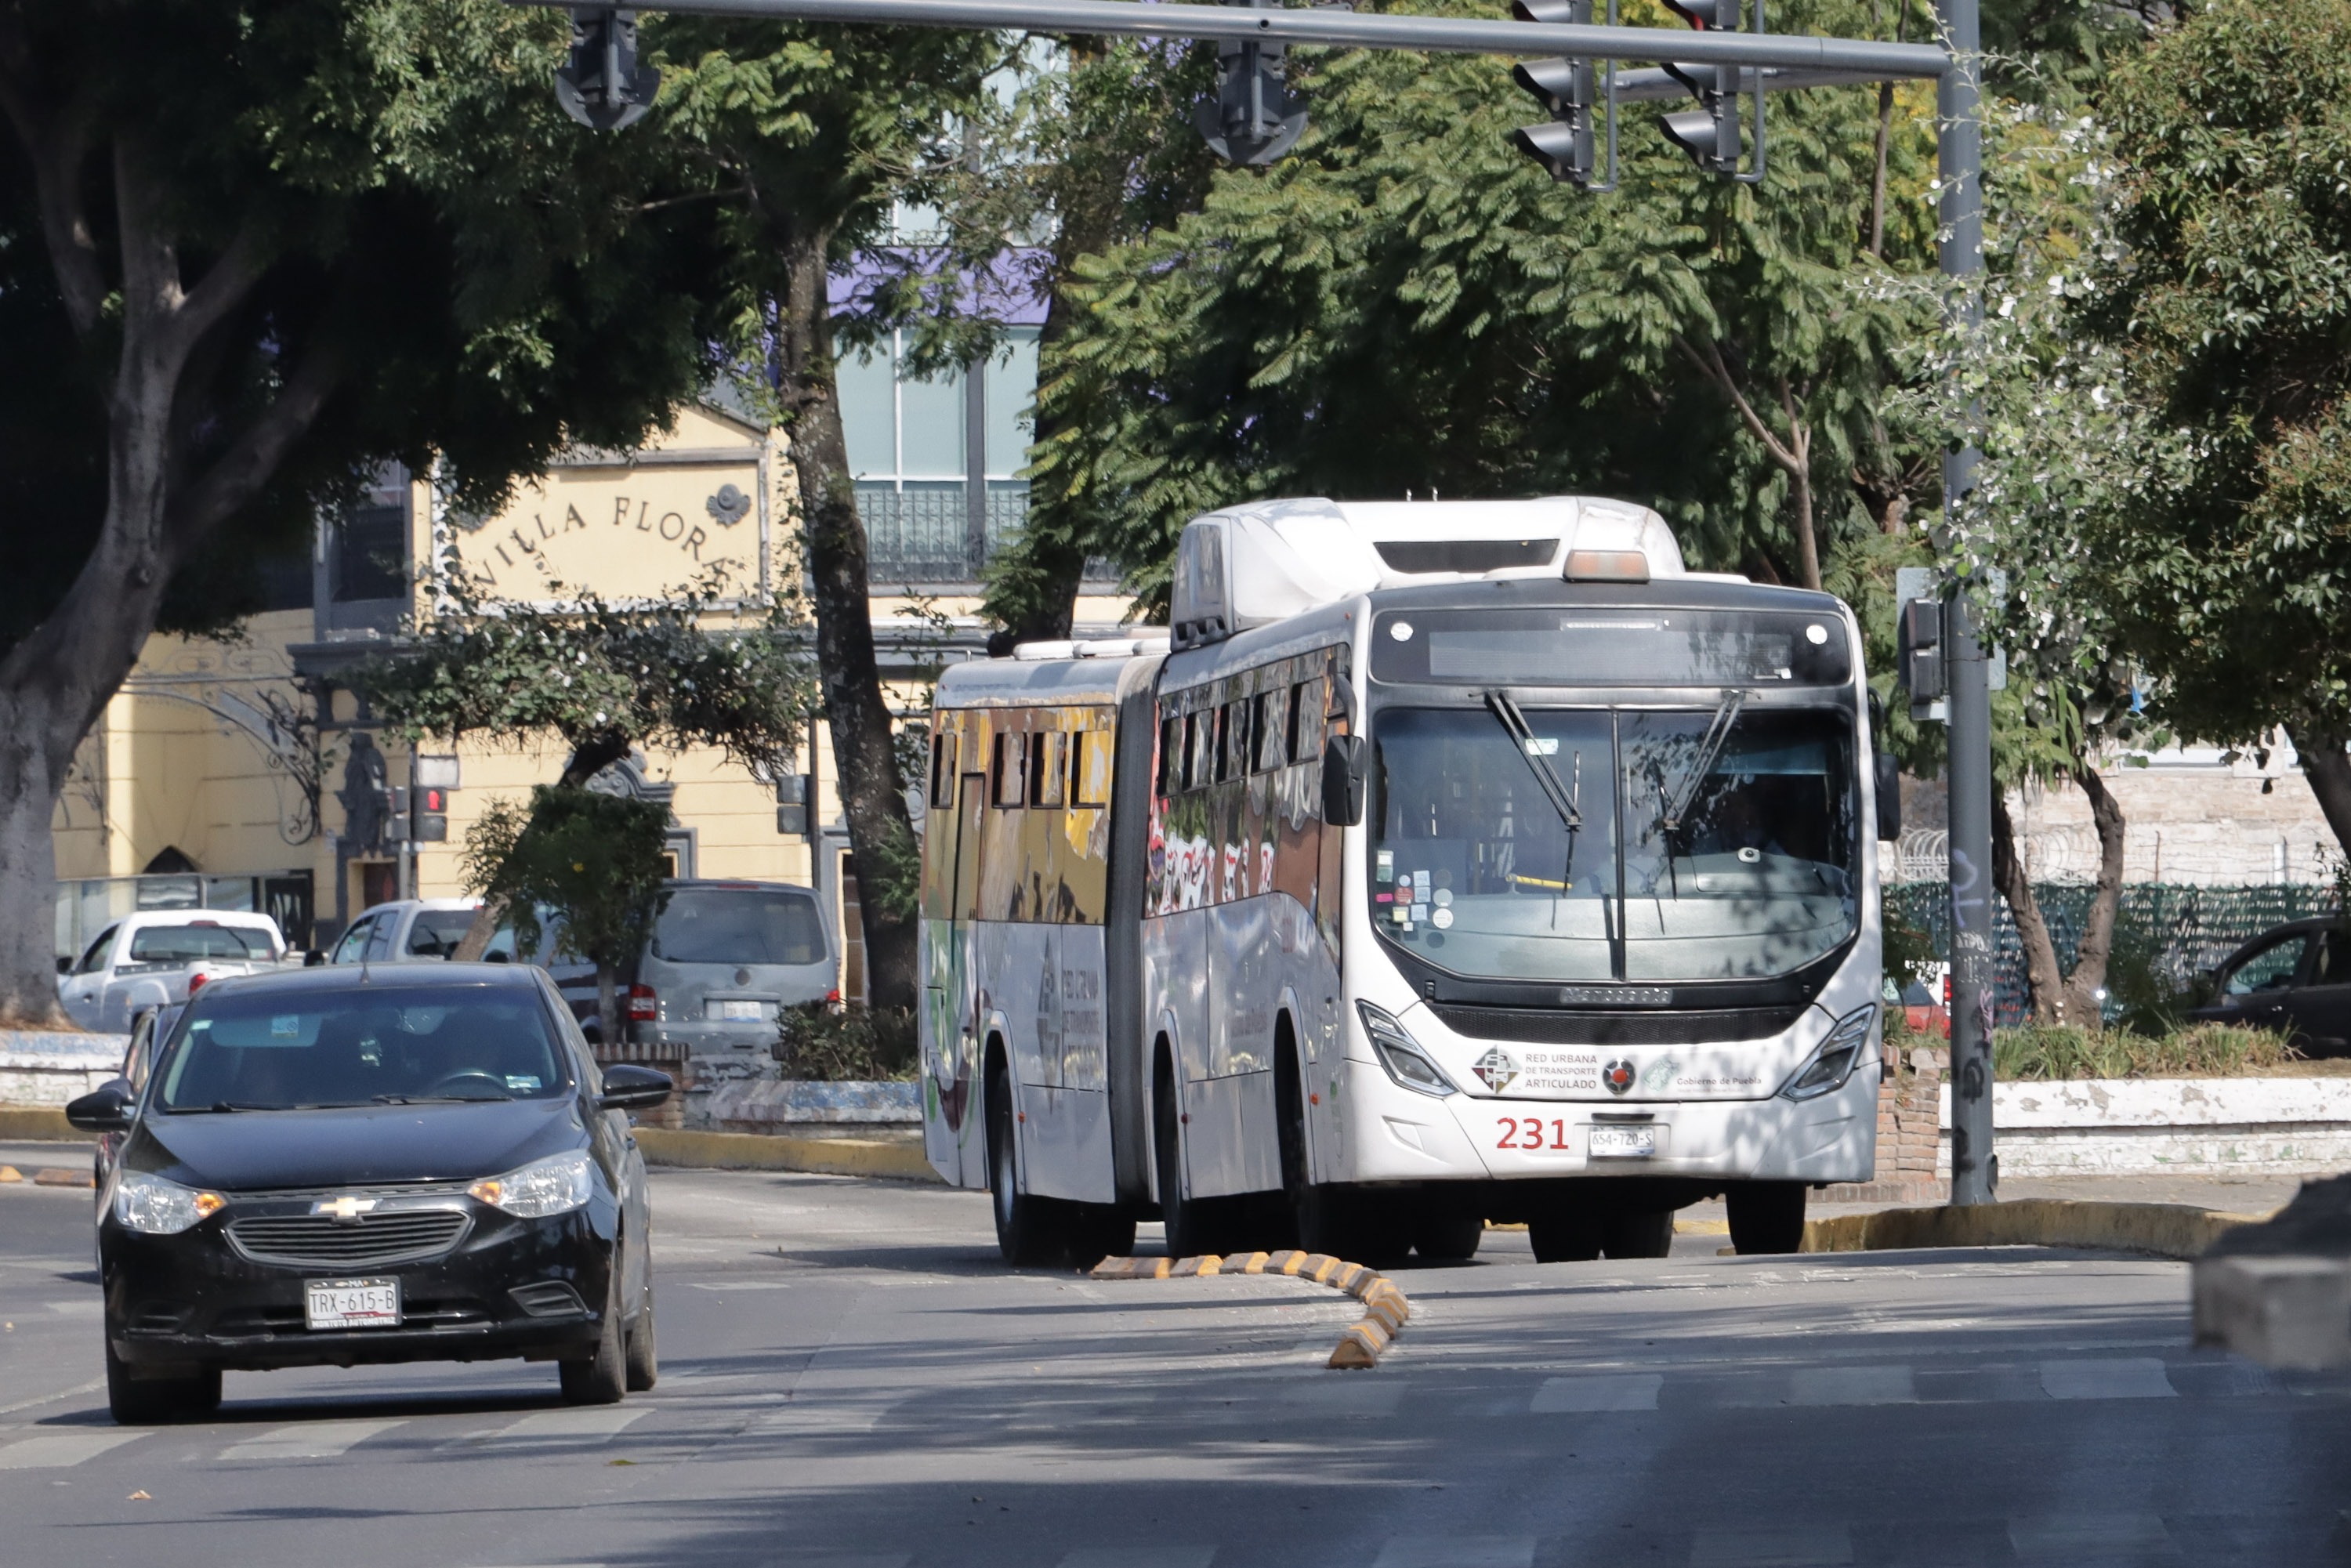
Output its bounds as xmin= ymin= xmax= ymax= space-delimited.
xmin=1800 ymin=1197 xmax=2267 ymax=1262
xmin=1092 ymin=1248 xmax=1413 ymax=1370
xmin=0 ymin=1106 xmax=78 ymax=1143
xmin=631 ymin=1127 xmax=940 ymax=1182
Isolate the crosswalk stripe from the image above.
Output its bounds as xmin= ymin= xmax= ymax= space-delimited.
xmin=2009 ymin=1512 xmax=2179 ymax=1561
xmin=0 ymin=1431 xmax=145 ymax=1469
xmin=487 ymin=1408 xmax=647 ymax=1442
xmin=2039 ymin=1359 xmax=2176 ymax=1400
xmin=1371 ymin=1535 xmax=1536 ymax=1568
xmin=1058 ymin=1549 xmax=1216 ymax=1568
xmin=218 ymin=1418 xmax=408 ymax=1462
xmin=752 ymin=1401 xmax=896 ymax=1435
xmin=1531 ymin=1373 xmax=1661 ymax=1413
xmin=1788 ymin=1365 xmax=1916 ymax=1406
xmin=1689 ymin=1525 xmax=1854 ymax=1566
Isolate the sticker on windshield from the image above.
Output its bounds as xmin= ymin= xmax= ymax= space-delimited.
xmin=505 ymin=1075 xmax=542 ymax=1092
xmin=271 ymin=1015 xmax=302 ymax=1038
xmin=1523 ymin=738 xmax=1559 ymax=755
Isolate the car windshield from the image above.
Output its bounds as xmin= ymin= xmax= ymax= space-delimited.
xmin=408 ymin=911 xmax=480 ymax=957
xmin=650 ymin=889 xmax=824 ymax=966
xmin=125 ymin=925 xmax=275 ymax=964
xmin=1370 ymin=705 xmax=1857 ymax=983
xmin=2226 ymin=934 xmax=2309 ymax=994
xmin=154 ymin=984 xmax=569 ymax=1111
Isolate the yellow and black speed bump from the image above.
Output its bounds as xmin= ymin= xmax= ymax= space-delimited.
xmin=1091 ymin=1248 xmax=1412 ymax=1369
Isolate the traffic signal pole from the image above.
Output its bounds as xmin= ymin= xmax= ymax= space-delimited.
xmin=517 ymin=0 xmax=1991 ymax=1204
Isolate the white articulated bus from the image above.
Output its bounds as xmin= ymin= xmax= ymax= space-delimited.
xmin=919 ymin=497 xmax=1893 ymax=1267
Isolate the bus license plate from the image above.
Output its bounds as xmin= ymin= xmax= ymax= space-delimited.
xmin=306 ymin=1278 xmax=400 ymax=1331
xmin=1588 ymin=1126 xmax=1657 ymax=1159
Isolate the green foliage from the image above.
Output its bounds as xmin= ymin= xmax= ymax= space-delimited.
xmin=1882 ymin=905 xmax=1939 ymax=994
xmin=774 ymin=1001 xmax=918 ymax=1081
xmin=462 ymin=787 xmax=672 ymax=974
xmin=1992 ymin=1022 xmax=2301 ymax=1081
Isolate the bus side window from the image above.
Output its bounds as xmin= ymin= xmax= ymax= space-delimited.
xmin=1158 ymin=715 xmax=1183 ymax=796
xmin=1217 ymin=701 xmax=1244 ymax=783
xmin=1032 ymin=732 xmax=1067 ymax=807
xmin=1189 ymin=708 xmax=1215 ymax=791
xmin=930 ymin=731 xmax=958 ymax=809
xmin=994 ymin=731 xmax=1027 ymax=808
xmin=1255 ymin=689 xmax=1288 ymax=773
xmin=1293 ymin=678 xmax=1328 ymax=762
xmin=1075 ymin=730 xmax=1112 ymax=809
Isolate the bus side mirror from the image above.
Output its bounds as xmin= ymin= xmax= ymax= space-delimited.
xmin=1875 ymin=752 xmax=1901 ymax=840
xmin=1321 ymin=733 xmax=1367 ymax=827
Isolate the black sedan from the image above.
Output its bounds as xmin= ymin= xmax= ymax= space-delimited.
xmin=2185 ymin=917 xmax=2351 ymax=1055
xmin=67 ymin=962 xmax=672 ymax=1425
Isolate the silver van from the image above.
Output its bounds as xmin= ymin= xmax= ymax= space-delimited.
xmin=553 ymin=879 xmax=835 ymax=1048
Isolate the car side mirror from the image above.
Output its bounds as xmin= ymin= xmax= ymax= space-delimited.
xmin=303 ymin=949 xmax=328 ymax=968
xmin=55 ymin=955 xmax=71 ymax=976
xmin=1321 ymin=733 xmax=1367 ymax=827
xmin=66 ymin=1084 xmax=132 ymax=1132
xmin=1875 ymin=752 xmax=1902 ymax=841
xmin=596 ymin=1063 xmax=672 ymax=1112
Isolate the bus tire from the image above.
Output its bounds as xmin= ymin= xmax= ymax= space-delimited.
xmin=1528 ymin=1210 xmax=1603 ymax=1263
xmin=987 ymin=1058 xmax=1068 ymax=1267
xmin=1600 ymin=1209 xmax=1675 ymax=1259
xmin=1726 ymin=1182 xmax=1807 ymax=1255
xmin=1154 ymin=1050 xmax=1212 ymax=1259
xmin=1414 ymin=1213 xmax=1485 ymax=1262
xmin=1066 ymin=1206 xmax=1136 ymax=1271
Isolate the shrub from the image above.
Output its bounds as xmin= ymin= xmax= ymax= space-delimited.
xmin=774 ymin=1001 xmax=918 ymax=1081
xmin=1992 ymin=1023 xmax=2300 ymax=1081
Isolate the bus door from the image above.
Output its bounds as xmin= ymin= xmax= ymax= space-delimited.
xmin=945 ymin=770 xmax=989 ymax=1188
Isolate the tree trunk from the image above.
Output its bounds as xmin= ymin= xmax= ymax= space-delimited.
xmin=1990 ymin=788 xmax=2066 ymax=1026
xmin=2288 ymin=722 xmax=2351 ymax=861
xmin=775 ymin=227 xmax=920 ymax=1012
xmin=2059 ymin=762 xmax=2128 ymax=1025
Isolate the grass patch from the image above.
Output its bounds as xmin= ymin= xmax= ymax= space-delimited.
xmin=773 ymin=1001 xmax=918 ymax=1081
xmin=1991 ymin=1022 xmax=2302 ymax=1081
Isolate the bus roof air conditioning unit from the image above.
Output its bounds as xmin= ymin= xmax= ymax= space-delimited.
xmin=1167 ymin=496 xmax=1687 ymax=649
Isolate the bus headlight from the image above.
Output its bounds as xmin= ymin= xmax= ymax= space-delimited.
xmin=1357 ymin=1002 xmax=1458 ymax=1098
xmin=1780 ymin=1005 xmax=1877 ymax=1102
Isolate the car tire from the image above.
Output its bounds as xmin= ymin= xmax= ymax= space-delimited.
xmin=105 ymin=1338 xmax=219 ymax=1425
xmin=560 ymin=1276 xmax=629 ymax=1406
xmin=987 ymin=1060 xmax=1070 ymax=1267
xmin=1600 ymin=1209 xmax=1675 ymax=1259
xmin=1726 ymin=1182 xmax=1808 ymax=1255
xmin=1415 ymin=1213 xmax=1486 ymax=1262
xmin=624 ymin=1291 xmax=658 ymax=1393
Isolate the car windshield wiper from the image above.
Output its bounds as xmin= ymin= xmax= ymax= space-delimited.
xmin=373 ymin=1092 xmax=513 ymax=1105
xmin=168 ymin=1101 xmax=273 ymax=1114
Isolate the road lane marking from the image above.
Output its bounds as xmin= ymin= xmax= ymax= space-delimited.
xmin=486 ymin=1409 xmax=648 ymax=1442
xmin=2009 ymin=1513 xmax=2179 ymax=1561
xmin=1371 ymin=1536 xmax=1535 ymax=1568
xmin=1531 ymin=1374 xmax=1661 ymax=1413
xmin=42 ymin=1302 xmax=102 ymax=1316
xmin=217 ymin=1419 xmax=408 ymax=1461
xmin=1689 ymin=1525 xmax=1853 ymax=1566
xmin=1788 ymin=1365 xmax=1917 ymax=1405
xmin=0 ymin=1378 xmax=106 ymax=1420
xmin=2038 ymin=1359 xmax=2176 ymax=1400
xmin=686 ymin=1281 xmax=793 ymax=1291
xmin=752 ymin=1400 xmax=897 ymax=1435
xmin=0 ymin=1431 xmax=144 ymax=1469
xmin=1060 ymin=1550 xmax=1215 ymax=1568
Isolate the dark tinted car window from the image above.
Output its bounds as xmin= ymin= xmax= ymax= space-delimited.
xmin=408 ymin=911 xmax=479 ymax=957
xmin=650 ymin=890 xmax=824 ymax=966
xmin=155 ymin=985 xmax=568 ymax=1110
xmin=127 ymin=925 xmax=275 ymax=963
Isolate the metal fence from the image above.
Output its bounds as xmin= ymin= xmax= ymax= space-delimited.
xmin=1886 ymin=880 xmax=2339 ymax=1027
xmin=857 ymin=480 xmax=1118 ymax=585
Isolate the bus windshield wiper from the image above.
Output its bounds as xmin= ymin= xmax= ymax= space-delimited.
xmin=1659 ymin=690 xmax=1749 ymax=833
xmin=1486 ymin=693 xmax=1580 ymax=831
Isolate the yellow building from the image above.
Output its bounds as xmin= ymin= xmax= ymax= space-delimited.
xmin=53 ymin=395 xmax=1134 ymax=994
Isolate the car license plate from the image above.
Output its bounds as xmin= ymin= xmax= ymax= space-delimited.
xmin=1588 ymin=1126 xmax=1657 ymax=1159
xmin=706 ymin=999 xmax=765 ymax=1022
xmin=306 ymin=1277 xmax=400 ymax=1331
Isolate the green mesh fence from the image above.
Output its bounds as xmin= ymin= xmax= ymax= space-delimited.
xmin=1884 ymin=882 xmax=2340 ymax=1027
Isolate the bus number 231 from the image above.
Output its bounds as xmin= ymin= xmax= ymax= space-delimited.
xmin=1496 ymin=1118 xmax=1571 ymax=1151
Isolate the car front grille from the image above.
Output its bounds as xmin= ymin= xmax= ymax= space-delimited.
xmin=226 ymin=1208 xmax=471 ymax=1268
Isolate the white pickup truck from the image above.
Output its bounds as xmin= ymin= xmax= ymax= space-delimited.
xmin=57 ymin=911 xmax=296 ymax=1033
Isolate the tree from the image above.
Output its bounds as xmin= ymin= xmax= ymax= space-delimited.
xmin=0 ymin=0 xmax=727 ymax=1026
xmin=463 ymin=788 xmax=674 ymax=1046
xmin=652 ymin=16 xmax=1003 ymax=1012
xmin=2071 ymin=0 xmax=2351 ymax=858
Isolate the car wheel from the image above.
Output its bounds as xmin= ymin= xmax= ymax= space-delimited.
xmin=1415 ymin=1213 xmax=1486 ymax=1262
xmin=105 ymin=1338 xmax=219 ymax=1425
xmin=560 ymin=1275 xmax=629 ymax=1406
xmin=624 ymin=1290 xmax=658 ymax=1393
xmin=1726 ymin=1182 xmax=1809 ymax=1255
xmin=1600 ymin=1209 xmax=1675 ymax=1259
xmin=987 ymin=1060 xmax=1069 ymax=1267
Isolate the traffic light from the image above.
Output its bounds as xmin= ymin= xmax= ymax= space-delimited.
xmin=1657 ymin=0 xmax=1761 ymax=181
xmin=556 ymin=9 xmax=661 ymax=132
xmin=1508 ymin=0 xmax=1616 ymax=190
xmin=776 ymin=775 xmax=817 ymax=838
xmin=411 ymin=784 xmax=451 ymax=844
xmin=1192 ymin=0 xmax=1308 ymax=166
xmin=1898 ymin=596 xmax=1945 ymax=708
xmin=385 ymin=786 xmax=411 ymax=845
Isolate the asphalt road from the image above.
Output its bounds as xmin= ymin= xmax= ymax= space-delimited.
xmin=3 ymin=1139 xmax=2348 ymax=1567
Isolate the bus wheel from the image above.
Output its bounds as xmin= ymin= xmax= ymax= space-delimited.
xmin=1067 ymin=1206 xmax=1136 ymax=1271
xmin=1726 ymin=1182 xmax=1808 ymax=1255
xmin=1414 ymin=1214 xmax=1485 ymax=1262
xmin=1528 ymin=1210 xmax=1603 ymax=1263
xmin=1600 ymin=1210 xmax=1675 ymax=1259
xmin=987 ymin=1062 xmax=1067 ymax=1267
xmin=1154 ymin=1057 xmax=1209 ymax=1258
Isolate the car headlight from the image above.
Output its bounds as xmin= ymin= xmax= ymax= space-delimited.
xmin=113 ymin=1171 xmax=224 ymax=1234
xmin=469 ymin=1150 xmax=596 ymax=1219
xmin=1357 ymin=1001 xmax=1458 ymax=1098
xmin=1780 ymin=1004 xmax=1878 ymax=1102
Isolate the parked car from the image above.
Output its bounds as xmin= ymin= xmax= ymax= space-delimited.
xmin=64 ymin=962 xmax=671 ymax=1424
xmin=545 ymin=879 xmax=835 ymax=1048
xmin=2186 ymin=918 xmax=2351 ymax=1055
xmin=328 ymin=899 xmax=493 ymax=965
xmin=58 ymin=911 xmax=292 ymax=1033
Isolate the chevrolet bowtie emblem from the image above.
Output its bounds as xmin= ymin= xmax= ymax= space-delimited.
xmin=313 ymin=1195 xmax=378 ymax=1223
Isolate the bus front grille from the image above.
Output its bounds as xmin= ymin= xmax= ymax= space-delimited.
xmin=1429 ymin=1003 xmax=1806 ymax=1046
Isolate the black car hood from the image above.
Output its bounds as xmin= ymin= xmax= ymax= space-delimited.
xmin=125 ymin=1097 xmax=588 ymax=1191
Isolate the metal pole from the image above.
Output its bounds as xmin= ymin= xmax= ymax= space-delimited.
xmin=1936 ymin=0 xmax=1993 ymax=1206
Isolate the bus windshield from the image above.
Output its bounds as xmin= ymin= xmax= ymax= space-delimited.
xmin=1370 ymin=705 xmax=1857 ymax=983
